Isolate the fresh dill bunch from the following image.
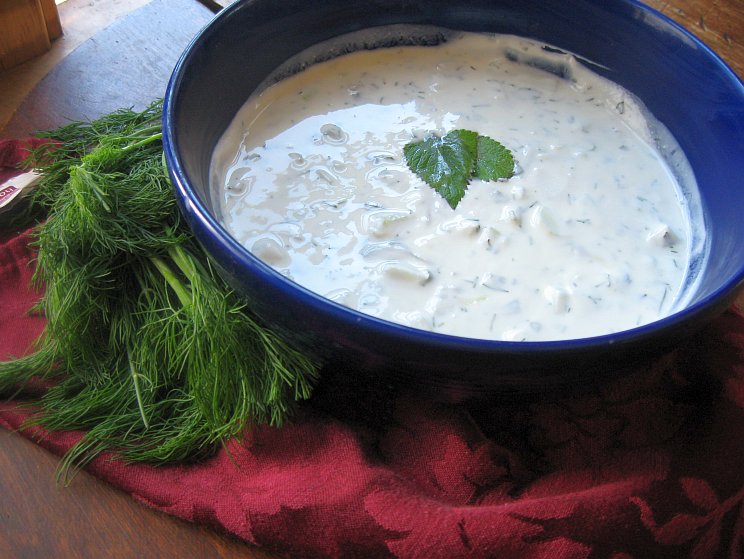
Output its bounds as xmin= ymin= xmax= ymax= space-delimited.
xmin=0 ymin=101 xmax=320 ymax=473
xmin=25 ymin=101 xmax=165 ymax=209
xmin=2 ymin=104 xmax=165 ymax=234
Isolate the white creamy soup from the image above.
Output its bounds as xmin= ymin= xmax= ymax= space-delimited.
xmin=211 ymin=31 xmax=700 ymax=341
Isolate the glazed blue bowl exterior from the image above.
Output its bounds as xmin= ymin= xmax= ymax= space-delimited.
xmin=163 ymin=0 xmax=744 ymax=395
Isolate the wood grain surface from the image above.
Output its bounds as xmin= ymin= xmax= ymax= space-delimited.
xmin=0 ymin=0 xmax=155 ymax=131
xmin=0 ymin=430 xmax=273 ymax=559
xmin=0 ymin=1 xmax=742 ymax=557
xmin=0 ymin=0 xmax=54 ymax=71
xmin=2 ymin=0 xmax=214 ymax=137
xmin=646 ymin=0 xmax=744 ymax=78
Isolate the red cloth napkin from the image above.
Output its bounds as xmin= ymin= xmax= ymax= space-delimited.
xmin=2 ymin=140 xmax=744 ymax=558
xmin=0 ymin=137 xmax=47 ymax=182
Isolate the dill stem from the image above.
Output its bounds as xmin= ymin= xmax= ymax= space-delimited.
xmin=74 ymin=166 xmax=111 ymax=212
xmin=168 ymin=245 xmax=198 ymax=284
xmin=129 ymin=355 xmax=149 ymax=429
xmin=123 ymin=131 xmax=162 ymax=152
xmin=150 ymin=255 xmax=191 ymax=307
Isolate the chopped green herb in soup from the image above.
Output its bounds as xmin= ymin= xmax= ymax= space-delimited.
xmin=211 ymin=31 xmax=700 ymax=341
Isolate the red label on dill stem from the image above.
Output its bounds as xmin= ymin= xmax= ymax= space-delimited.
xmin=0 ymin=172 xmax=41 ymax=212
xmin=0 ymin=184 xmax=20 ymax=208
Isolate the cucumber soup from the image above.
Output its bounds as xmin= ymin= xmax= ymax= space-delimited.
xmin=210 ymin=31 xmax=701 ymax=341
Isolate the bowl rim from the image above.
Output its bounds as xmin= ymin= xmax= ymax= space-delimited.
xmin=162 ymin=0 xmax=744 ymax=356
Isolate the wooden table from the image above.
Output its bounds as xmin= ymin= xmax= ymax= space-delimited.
xmin=1 ymin=1 xmax=742 ymax=557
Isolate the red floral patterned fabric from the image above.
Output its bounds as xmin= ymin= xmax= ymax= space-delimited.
xmin=2 ymin=141 xmax=744 ymax=558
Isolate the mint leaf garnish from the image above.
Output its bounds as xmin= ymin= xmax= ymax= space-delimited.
xmin=474 ymin=135 xmax=515 ymax=182
xmin=403 ymin=129 xmax=477 ymax=209
xmin=404 ymin=129 xmax=514 ymax=209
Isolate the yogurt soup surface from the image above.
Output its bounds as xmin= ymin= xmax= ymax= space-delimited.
xmin=211 ymin=30 xmax=699 ymax=341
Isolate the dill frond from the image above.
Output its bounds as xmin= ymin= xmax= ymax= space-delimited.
xmin=0 ymin=100 xmax=321 ymax=476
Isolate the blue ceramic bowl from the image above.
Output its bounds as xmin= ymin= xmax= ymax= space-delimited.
xmin=163 ymin=0 xmax=744 ymax=396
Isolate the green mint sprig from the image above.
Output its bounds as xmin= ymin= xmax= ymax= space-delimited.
xmin=403 ymin=129 xmax=515 ymax=209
